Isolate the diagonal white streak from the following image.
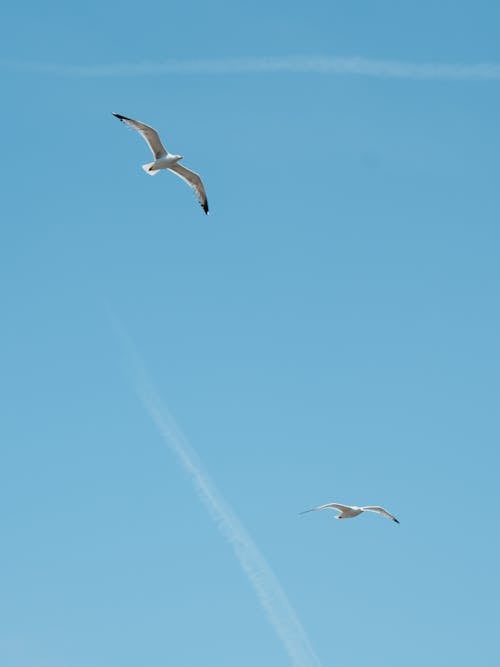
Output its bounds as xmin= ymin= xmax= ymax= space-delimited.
xmin=4 ymin=55 xmax=500 ymax=80
xmin=133 ymin=370 xmax=321 ymax=667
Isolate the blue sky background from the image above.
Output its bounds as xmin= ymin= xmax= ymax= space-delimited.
xmin=1 ymin=2 xmax=499 ymax=665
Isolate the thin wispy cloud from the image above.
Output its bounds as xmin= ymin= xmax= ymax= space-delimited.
xmin=5 ymin=55 xmax=500 ymax=80
xmin=118 ymin=333 xmax=321 ymax=667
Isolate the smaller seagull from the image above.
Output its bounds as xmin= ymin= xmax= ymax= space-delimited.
xmin=300 ymin=502 xmax=400 ymax=524
xmin=112 ymin=112 xmax=209 ymax=214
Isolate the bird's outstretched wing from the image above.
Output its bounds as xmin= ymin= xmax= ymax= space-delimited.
xmin=362 ymin=506 xmax=400 ymax=523
xmin=168 ymin=163 xmax=209 ymax=214
xmin=300 ymin=502 xmax=352 ymax=515
xmin=112 ymin=113 xmax=168 ymax=159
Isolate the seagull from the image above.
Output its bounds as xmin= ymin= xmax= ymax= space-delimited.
xmin=300 ymin=502 xmax=400 ymax=524
xmin=112 ymin=112 xmax=209 ymax=214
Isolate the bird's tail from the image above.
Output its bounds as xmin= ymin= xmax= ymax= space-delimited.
xmin=142 ymin=162 xmax=161 ymax=176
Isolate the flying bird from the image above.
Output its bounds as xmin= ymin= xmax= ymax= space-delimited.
xmin=300 ymin=502 xmax=399 ymax=523
xmin=112 ymin=112 xmax=209 ymax=214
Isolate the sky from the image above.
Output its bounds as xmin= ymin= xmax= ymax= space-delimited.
xmin=1 ymin=1 xmax=500 ymax=665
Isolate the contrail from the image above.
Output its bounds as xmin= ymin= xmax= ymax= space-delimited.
xmin=4 ymin=54 xmax=500 ymax=80
xmin=125 ymin=349 xmax=321 ymax=666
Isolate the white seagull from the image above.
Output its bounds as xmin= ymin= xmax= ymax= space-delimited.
xmin=300 ymin=502 xmax=400 ymax=524
xmin=112 ymin=112 xmax=209 ymax=214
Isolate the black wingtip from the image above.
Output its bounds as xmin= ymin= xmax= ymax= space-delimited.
xmin=202 ymin=201 xmax=209 ymax=214
xmin=112 ymin=112 xmax=128 ymax=122
xmin=394 ymin=518 xmax=400 ymax=524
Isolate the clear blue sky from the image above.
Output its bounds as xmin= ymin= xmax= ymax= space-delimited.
xmin=1 ymin=2 xmax=499 ymax=665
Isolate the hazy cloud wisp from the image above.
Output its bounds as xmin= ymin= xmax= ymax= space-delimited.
xmin=5 ymin=55 xmax=500 ymax=80
xmin=132 ymin=366 xmax=321 ymax=667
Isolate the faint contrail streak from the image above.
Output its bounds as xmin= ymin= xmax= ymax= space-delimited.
xmin=4 ymin=55 xmax=500 ymax=80
xmin=124 ymin=347 xmax=321 ymax=666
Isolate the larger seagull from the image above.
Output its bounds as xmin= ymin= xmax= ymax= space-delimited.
xmin=112 ymin=112 xmax=209 ymax=214
xmin=300 ymin=502 xmax=400 ymax=523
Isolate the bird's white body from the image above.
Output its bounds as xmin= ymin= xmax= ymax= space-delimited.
xmin=332 ymin=505 xmax=363 ymax=519
xmin=143 ymin=154 xmax=183 ymax=174
xmin=300 ymin=502 xmax=399 ymax=523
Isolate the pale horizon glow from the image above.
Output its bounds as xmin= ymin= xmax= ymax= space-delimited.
xmin=4 ymin=54 xmax=500 ymax=80
xmin=123 ymin=345 xmax=322 ymax=667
